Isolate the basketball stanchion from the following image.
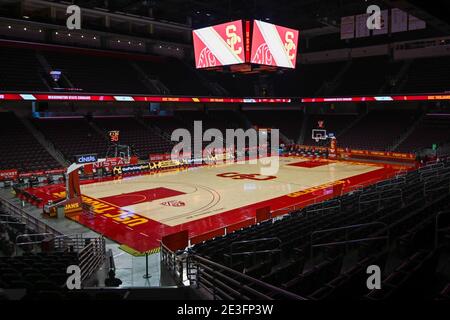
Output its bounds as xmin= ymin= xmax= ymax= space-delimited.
xmin=143 ymin=252 xmax=152 ymax=279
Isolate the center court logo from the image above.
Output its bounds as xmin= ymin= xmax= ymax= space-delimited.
xmin=171 ymin=121 xmax=280 ymax=175
xmin=217 ymin=172 xmax=277 ymax=181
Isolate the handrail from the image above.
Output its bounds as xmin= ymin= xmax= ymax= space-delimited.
xmin=160 ymin=241 xmax=186 ymax=285
xmin=15 ymin=232 xmax=54 ymax=255
xmin=305 ymin=204 xmax=341 ymax=217
xmin=15 ymin=232 xmax=54 ymax=244
xmin=0 ymin=214 xmax=21 ymax=220
xmin=310 ymin=222 xmax=389 ymax=262
xmin=0 ymin=195 xmax=62 ymax=236
xmin=53 ymin=234 xmax=86 ymax=252
xmin=0 ymin=221 xmax=24 ymax=226
xmin=187 ymin=254 xmax=306 ymax=300
xmin=79 ymin=237 xmax=106 ymax=282
xmin=435 ymin=210 xmax=450 ymax=248
xmin=269 ymin=194 xmax=334 ymax=218
xmin=312 ymin=236 xmax=388 ymax=249
xmin=358 ymin=188 xmax=403 ymax=211
xmin=230 ymin=237 xmax=281 ymax=267
xmin=311 ymin=222 xmax=388 ymax=239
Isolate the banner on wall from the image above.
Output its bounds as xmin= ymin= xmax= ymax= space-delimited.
xmin=408 ymin=14 xmax=426 ymax=31
xmin=391 ymin=8 xmax=408 ymax=33
xmin=92 ymin=157 xmax=135 ymax=170
xmin=355 ymin=13 xmax=370 ymax=38
xmin=0 ymin=169 xmax=18 ymax=181
xmin=339 ymin=148 xmax=416 ymax=161
xmin=373 ymin=9 xmax=389 ymax=35
xmin=340 ymin=16 xmax=355 ymax=40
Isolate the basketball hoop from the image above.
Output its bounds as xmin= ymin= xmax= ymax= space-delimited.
xmin=312 ymin=129 xmax=327 ymax=143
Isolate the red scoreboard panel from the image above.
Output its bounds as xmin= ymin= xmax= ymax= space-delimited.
xmin=192 ymin=20 xmax=299 ymax=71
xmin=250 ymin=20 xmax=299 ymax=69
xmin=193 ymin=20 xmax=245 ymax=69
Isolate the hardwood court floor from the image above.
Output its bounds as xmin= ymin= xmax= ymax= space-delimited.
xmin=26 ymin=156 xmax=412 ymax=253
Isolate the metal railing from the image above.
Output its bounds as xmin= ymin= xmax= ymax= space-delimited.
xmin=305 ymin=201 xmax=342 ymax=218
xmin=0 ymin=195 xmax=62 ymax=236
xmin=15 ymin=232 xmax=54 ymax=255
xmin=186 ymin=254 xmax=306 ymax=300
xmin=160 ymin=242 xmax=186 ymax=285
xmin=270 ymin=194 xmax=339 ymax=218
xmin=78 ymin=237 xmax=106 ymax=282
xmin=435 ymin=210 xmax=450 ymax=248
xmin=358 ymin=188 xmax=403 ymax=212
xmin=310 ymin=222 xmax=389 ymax=262
xmin=54 ymin=234 xmax=89 ymax=252
xmin=230 ymin=238 xmax=281 ymax=267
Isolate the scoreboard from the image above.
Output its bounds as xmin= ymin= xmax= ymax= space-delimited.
xmin=193 ymin=20 xmax=245 ymax=68
xmin=192 ymin=20 xmax=299 ymax=71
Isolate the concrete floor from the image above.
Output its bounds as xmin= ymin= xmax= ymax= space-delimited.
xmin=0 ymin=187 xmax=162 ymax=287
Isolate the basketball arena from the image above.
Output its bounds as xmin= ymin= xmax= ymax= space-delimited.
xmin=0 ymin=0 xmax=449 ymax=304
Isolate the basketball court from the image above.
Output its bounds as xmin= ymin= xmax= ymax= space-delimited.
xmin=24 ymin=156 xmax=412 ymax=253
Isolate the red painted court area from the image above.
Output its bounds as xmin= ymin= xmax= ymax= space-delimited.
xmin=22 ymin=158 xmax=415 ymax=253
xmin=100 ymin=187 xmax=185 ymax=207
xmin=288 ymin=160 xmax=331 ymax=168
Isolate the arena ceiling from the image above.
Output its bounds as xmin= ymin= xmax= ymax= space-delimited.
xmin=22 ymin=0 xmax=441 ymax=35
xmin=0 ymin=0 xmax=448 ymax=39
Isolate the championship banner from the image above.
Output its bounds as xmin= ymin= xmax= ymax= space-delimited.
xmin=373 ymin=10 xmax=389 ymax=36
xmin=251 ymin=20 xmax=299 ymax=68
xmin=0 ymin=169 xmax=18 ymax=181
xmin=340 ymin=16 xmax=355 ymax=40
xmin=355 ymin=13 xmax=370 ymax=38
xmin=408 ymin=14 xmax=426 ymax=31
xmin=193 ymin=20 xmax=245 ymax=69
xmin=391 ymin=8 xmax=408 ymax=33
